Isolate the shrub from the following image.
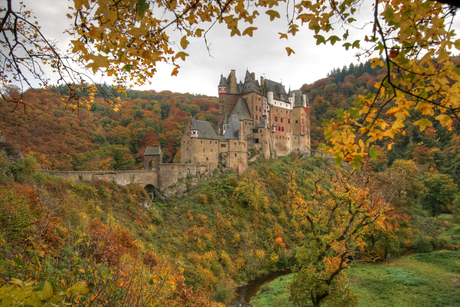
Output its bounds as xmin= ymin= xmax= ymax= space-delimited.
xmin=413 ymin=234 xmax=432 ymax=253
xmin=0 ymin=186 xmax=34 ymax=243
xmin=148 ymin=209 xmax=163 ymax=225
xmin=212 ymin=282 xmax=233 ymax=304
xmin=198 ymin=194 xmax=208 ymax=205
xmin=386 ymin=268 xmax=427 ymax=286
xmin=142 ymin=251 xmax=158 ymax=269
xmin=435 ymin=290 xmax=460 ymax=307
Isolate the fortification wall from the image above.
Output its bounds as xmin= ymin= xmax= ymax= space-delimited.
xmin=157 ymin=163 xmax=199 ymax=188
xmin=42 ymin=170 xmax=160 ymax=187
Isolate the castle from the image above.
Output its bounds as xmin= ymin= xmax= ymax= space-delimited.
xmin=180 ymin=69 xmax=311 ymax=174
xmin=41 ymin=70 xmax=312 ymax=199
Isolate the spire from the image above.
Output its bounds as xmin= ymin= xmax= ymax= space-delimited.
xmin=191 ymin=116 xmax=197 ymax=130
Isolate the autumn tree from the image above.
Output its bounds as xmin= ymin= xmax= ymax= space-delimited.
xmin=419 ymin=173 xmax=458 ymax=217
xmin=288 ymin=171 xmax=393 ymax=307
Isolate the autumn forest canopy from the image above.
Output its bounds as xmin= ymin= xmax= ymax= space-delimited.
xmin=2 ymin=0 xmax=460 ymax=306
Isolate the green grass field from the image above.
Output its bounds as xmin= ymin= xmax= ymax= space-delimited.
xmin=250 ymin=250 xmax=460 ymax=307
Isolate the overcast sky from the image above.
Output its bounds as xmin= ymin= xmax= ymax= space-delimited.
xmin=20 ymin=0 xmax=443 ymax=97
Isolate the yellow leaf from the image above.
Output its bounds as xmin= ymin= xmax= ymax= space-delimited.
xmin=180 ymin=36 xmax=189 ymax=49
xmin=175 ymin=51 xmax=188 ymax=61
xmin=286 ymin=47 xmax=295 ymax=56
xmin=435 ymin=114 xmax=452 ymax=126
xmin=266 ymin=10 xmax=281 ymax=21
xmin=242 ymin=27 xmax=258 ymax=37
xmin=359 ymin=139 xmax=365 ymax=153
xmin=454 ymin=39 xmax=460 ymax=50
xmin=86 ymin=55 xmax=109 ymax=74
xmin=413 ymin=118 xmax=433 ymax=131
xmin=70 ymin=40 xmax=87 ymax=54
xmin=230 ymin=28 xmax=241 ymax=37
xmin=370 ymin=58 xmax=384 ymax=69
xmin=74 ymin=0 xmax=89 ymax=10
xmin=195 ymin=28 xmax=204 ymax=37
xmin=278 ymin=32 xmax=288 ymax=39
xmin=440 ymin=49 xmax=452 ymax=63
xmin=169 ymin=0 xmax=177 ymax=10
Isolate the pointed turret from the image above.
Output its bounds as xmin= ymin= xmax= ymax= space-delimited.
xmin=190 ymin=116 xmax=198 ymax=138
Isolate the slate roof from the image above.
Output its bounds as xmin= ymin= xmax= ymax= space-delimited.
xmin=144 ymin=146 xmax=162 ymax=156
xmin=264 ymin=79 xmax=290 ymax=102
xmin=237 ymin=81 xmax=244 ymax=93
xmin=218 ymin=74 xmax=227 ymax=87
xmin=224 ymin=114 xmax=245 ymax=140
xmin=258 ymin=116 xmax=266 ymax=128
xmin=190 ymin=117 xmax=219 ymax=140
xmin=292 ymin=89 xmax=304 ymax=107
xmin=191 ymin=116 xmax=198 ymax=130
xmin=231 ymin=98 xmax=253 ymax=121
xmin=242 ymin=71 xmax=261 ymax=94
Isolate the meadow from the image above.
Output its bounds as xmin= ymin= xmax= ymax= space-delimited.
xmin=251 ymin=249 xmax=460 ymax=307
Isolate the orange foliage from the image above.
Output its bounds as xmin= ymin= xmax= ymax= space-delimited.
xmin=90 ymin=219 xmax=139 ymax=266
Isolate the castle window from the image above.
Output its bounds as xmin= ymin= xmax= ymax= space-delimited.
xmin=183 ymin=141 xmax=185 ymax=144
xmin=296 ymin=120 xmax=298 ymax=124
xmin=211 ymin=149 xmax=212 ymax=152
xmin=203 ymin=149 xmax=205 ymax=152
xmin=281 ymin=118 xmax=283 ymax=123
xmin=235 ymin=153 xmax=237 ymax=157
xmin=206 ymin=157 xmax=208 ymax=161
xmin=201 ymin=141 xmax=203 ymax=143
xmin=234 ymin=143 xmax=236 ymax=147
xmin=288 ymin=119 xmax=291 ymax=124
xmin=215 ymin=141 xmax=217 ymax=144
xmin=221 ymin=144 xmax=226 ymax=148
xmin=210 ymin=141 xmax=212 ymax=144
xmin=302 ymin=119 xmax=304 ymax=124
xmin=303 ymin=127 xmax=305 ymax=132
xmin=275 ymin=116 xmax=278 ymax=122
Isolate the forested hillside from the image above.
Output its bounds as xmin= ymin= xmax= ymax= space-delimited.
xmin=0 ymin=88 xmax=218 ymax=170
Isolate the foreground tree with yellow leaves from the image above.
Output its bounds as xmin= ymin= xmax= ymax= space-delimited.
xmin=288 ymin=171 xmax=395 ymax=307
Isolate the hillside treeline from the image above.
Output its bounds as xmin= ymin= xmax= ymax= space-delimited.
xmin=0 ymin=88 xmax=218 ymax=170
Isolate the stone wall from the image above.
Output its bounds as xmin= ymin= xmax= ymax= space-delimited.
xmin=158 ymin=163 xmax=199 ymax=188
xmin=43 ymin=170 xmax=160 ymax=188
xmin=43 ymin=165 xmax=200 ymax=190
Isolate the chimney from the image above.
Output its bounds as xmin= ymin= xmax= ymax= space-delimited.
xmin=251 ymin=72 xmax=255 ymax=80
xmin=260 ymin=76 xmax=264 ymax=95
xmin=239 ymin=121 xmax=244 ymax=141
xmin=229 ymin=69 xmax=237 ymax=94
